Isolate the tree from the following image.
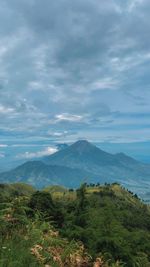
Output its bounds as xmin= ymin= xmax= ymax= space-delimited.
xmin=76 ymin=184 xmax=87 ymax=211
xmin=28 ymin=191 xmax=55 ymax=218
xmin=28 ymin=191 xmax=64 ymax=227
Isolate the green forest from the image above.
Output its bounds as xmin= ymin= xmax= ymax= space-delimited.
xmin=1 ymin=183 xmax=150 ymax=267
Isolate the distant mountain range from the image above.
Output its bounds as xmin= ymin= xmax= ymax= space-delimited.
xmin=0 ymin=140 xmax=150 ymax=199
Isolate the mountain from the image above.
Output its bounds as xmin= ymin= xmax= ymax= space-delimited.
xmin=44 ymin=140 xmax=117 ymax=169
xmin=0 ymin=140 xmax=150 ymax=197
xmin=43 ymin=140 xmax=140 ymax=170
xmin=56 ymin=143 xmax=69 ymax=151
xmin=43 ymin=140 xmax=150 ymax=196
xmin=0 ymin=160 xmax=95 ymax=188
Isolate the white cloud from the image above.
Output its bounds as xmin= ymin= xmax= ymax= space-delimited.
xmin=0 ymin=144 xmax=8 ymax=147
xmin=28 ymin=81 xmax=43 ymax=91
xmin=50 ymin=131 xmax=68 ymax=137
xmin=91 ymin=77 xmax=120 ymax=90
xmin=17 ymin=146 xmax=58 ymax=159
xmin=0 ymin=105 xmax=14 ymax=114
xmin=55 ymin=113 xmax=83 ymax=122
xmin=11 ymin=144 xmax=43 ymax=147
xmin=128 ymin=0 xmax=145 ymax=12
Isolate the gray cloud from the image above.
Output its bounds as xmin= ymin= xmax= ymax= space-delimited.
xmin=0 ymin=0 xmax=149 ymax=146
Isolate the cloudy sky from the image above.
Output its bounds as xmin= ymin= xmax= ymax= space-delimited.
xmin=0 ymin=0 xmax=150 ymax=168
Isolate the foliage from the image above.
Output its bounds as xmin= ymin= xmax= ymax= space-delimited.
xmin=1 ymin=183 xmax=150 ymax=267
xmin=61 ymin=184 xmax=150 ymax=267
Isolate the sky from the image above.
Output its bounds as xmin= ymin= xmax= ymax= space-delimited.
xmin=0 ymin=0 xmax=150 ymax=169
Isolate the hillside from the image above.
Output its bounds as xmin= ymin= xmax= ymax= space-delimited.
xmin=0 ymin=183 xmax=35 ymax=201
xmin=1 ymin=183 xmax=150 ymax=267
xmin=0 ymin=160 xmax=95 ymax=188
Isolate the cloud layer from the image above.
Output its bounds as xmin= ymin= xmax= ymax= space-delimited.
xmin=0 ymin=0 xmax=150 ymax=163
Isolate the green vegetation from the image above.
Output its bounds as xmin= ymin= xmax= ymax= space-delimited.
xmin=1 ymin=183 xmax=150 ymax=266
xmin=0 ymin=183 xmax=35 ymax=202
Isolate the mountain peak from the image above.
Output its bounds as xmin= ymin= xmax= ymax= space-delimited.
xmin=70 ymin=140 xmax=95 ymax=153
xmin=73 ymin=140 xmax=91 ymax=146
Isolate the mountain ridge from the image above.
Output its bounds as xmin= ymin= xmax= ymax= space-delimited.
xmin=0 ymin=160 xmax=96 ymax=188
xmin=0 ymin=140 xmax=150 ymax=199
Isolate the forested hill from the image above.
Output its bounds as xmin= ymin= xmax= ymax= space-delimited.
xmin=1 ymin=182 xmax=150 ymax=267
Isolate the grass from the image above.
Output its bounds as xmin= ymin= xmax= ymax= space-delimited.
xmin=0 ymin=235 xmax=40 ymax=267
xmin=47 ymin=184 xmax=142 ymax=207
